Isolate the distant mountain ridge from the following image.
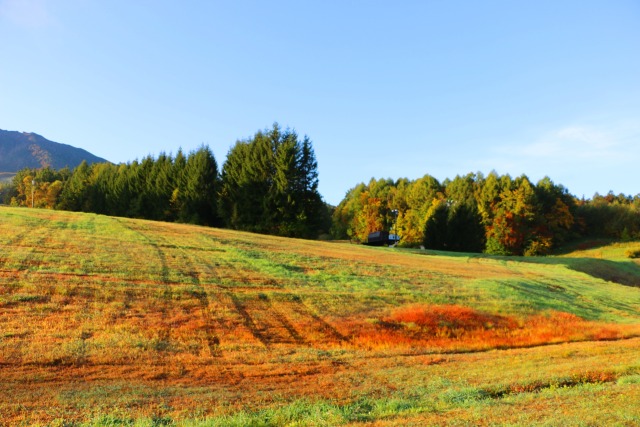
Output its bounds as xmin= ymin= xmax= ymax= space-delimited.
xmin=0 ymin=129 xmax=108 ymax=172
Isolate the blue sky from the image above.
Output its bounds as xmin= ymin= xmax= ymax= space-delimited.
xmin=1 ymin=0 xmax=639 ymax=205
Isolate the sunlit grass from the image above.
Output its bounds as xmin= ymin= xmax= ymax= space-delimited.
xmin=1 ymin=206 xmax=640 ymax=425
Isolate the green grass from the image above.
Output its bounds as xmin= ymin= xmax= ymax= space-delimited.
xmin=1 ymin=206 xmax=640 ymax=425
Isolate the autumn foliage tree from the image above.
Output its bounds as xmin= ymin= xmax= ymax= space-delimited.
xmin=8 ymin=167 xmax=70 ymax=209
xmin=332 ymin=178 xmax=396 ymax=242
xmin=334 ymin=172 xmax=588 ymax=255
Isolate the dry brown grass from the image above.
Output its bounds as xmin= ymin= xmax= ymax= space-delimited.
xmin=1 ymin=207 xmax=640 ymax=425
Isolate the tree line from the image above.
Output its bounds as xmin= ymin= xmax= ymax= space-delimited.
xmin=331 ymin=173 xmax=640 ymax=255
xmin=1 ymin=124 xmax=331 ymax=239
xmin=2 ymin=123 xmax=639 ymax=254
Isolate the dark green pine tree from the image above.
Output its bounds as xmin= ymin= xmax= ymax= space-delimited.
xmin=108 ymin=163 xmax=133 ymax=216
xmin=136 ymin=155 xmax=158 ymax=219
xmin=272 ymin=131 xmax=301 ymax=236
xmin=297 ymin=135 xmax=328 ymax=238
xmin=179 ymin=146 xmax=219 ymax=226
xmin=250 ymin=127 xmax=279 ymax=231
xmin=446 ymin=202 xmax=486 ymax=253
xmin=169 ymin=148 xmax=187 ymax=220
xmin=219 ymin=123 xmax=326 ymax=238
xmin=219 ymin=140 xmax=266 ymax=231
xmin=84 ymin=162 xmax=113 ymax=215
xmin=423 ymin=201 xmax=449 ymax=250
xmin=58 ymin=160 xmax=91 ymax=212
xmin=149 ymin=152 xmax=174 ymax=221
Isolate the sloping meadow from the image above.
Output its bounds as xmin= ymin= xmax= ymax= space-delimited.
xmin=1 ymin=206 xmax=639 ymax=425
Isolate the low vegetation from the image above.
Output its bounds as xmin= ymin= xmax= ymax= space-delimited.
xmin=1 ymin=206 xmax=639 ymax=425
xmin=627 ymin=248 xmax=640 ymax=259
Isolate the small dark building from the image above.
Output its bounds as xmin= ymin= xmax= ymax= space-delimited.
xmin=364 ymin=231 xmax=397 ymax=246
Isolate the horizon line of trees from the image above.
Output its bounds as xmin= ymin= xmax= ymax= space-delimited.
xmin=1 ymin=123 xmax=331 ymax=239
xmin=2 ymin=125 xmax=639 ymax=254
xmin=332 ymin=173 xmax=640 ymax=255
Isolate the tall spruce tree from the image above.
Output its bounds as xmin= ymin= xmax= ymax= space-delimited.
xmin=58 ymin=160 xmax=91 ymax=211
xmin=446 ymin=202 xmax=486 ymax=252
xmin=219 ymin=123 xmax=325 ymax=238
xmin=423 ymin=200 xmax=449 ymax=250
xmin=180 ymin=146 xmax=219 ymax=225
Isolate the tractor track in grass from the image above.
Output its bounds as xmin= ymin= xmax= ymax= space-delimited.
xmin=122 ymin=220 xmax=317 ymax=353
xmin=0 ymin=216 xmax=50 ymax=296
xmin=113 ymin=219 xmax=174 ymax=378
xmin=3 ymin=338 xmax=638 ymax=393
xmin=175 ymin=232 xmax=352 ymax=349
xmin=154 ymin=240 xmax=224 ymax=357
xmin=115 ymin=219 xmax=225 ymax=358
xmin=272 ymin=293 xmax=349 ymax=344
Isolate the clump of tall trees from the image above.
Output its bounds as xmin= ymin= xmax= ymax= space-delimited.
xmin=332 ymin=172 xmax=640 ymax=255
xmin=4 ymin=124 xmax=330 ymax=239
xmin=219 ymin=124 xmax=328 ymax=238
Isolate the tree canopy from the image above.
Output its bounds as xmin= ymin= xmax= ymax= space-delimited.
xmin=332 ymin=172 xmax=640 ymax=255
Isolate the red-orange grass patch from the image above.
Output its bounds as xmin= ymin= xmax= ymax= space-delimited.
xmin=345 ymin=304 xmax=640 ymax=351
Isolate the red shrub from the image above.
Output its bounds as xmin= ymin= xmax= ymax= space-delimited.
xmin=349 ymin=304 xmax=638 ymax=351
xmin=383 ymin=304 xmax=513 ymax=334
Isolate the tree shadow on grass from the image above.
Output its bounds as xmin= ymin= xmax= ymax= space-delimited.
xmin=551 ymin=238 xmax=615 ymax=256
xmin=409 ymin=247 xmax=640 ymax=288
xmin=558 ymin=258 xmax=640 ymax=288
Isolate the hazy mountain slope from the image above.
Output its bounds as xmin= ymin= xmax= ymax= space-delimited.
xmin=0 ymin=129 xmax=108 ymax=171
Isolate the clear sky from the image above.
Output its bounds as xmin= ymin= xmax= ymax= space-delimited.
xmin=1 ymin=0 xmax=639 ymax=205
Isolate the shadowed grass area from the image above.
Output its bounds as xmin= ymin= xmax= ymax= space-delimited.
xmin=559 ymin=257 xmax=640 ymax=287
xmin=1 ymin=206 xmax=640 ymax=425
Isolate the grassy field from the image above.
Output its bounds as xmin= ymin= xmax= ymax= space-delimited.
xmin=1 ymin=206 xmax=639 ymax=426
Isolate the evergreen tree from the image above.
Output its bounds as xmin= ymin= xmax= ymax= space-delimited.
xmin=298 ymin=136 xmax=327 ymax=237
xmin=423 ymin=200 xmax=449 ymax=250
xmin=219 ymin=123 xmax=325 ymax=238
xmin=446 ymin=202 xmax=485 ymax=253
xmin=58 ymin=160 xmax=91 ymax=211
xmin=219 ymin=140 xmax=266 ymax=231
xmin=180 ymin=146 xmax=219 ymax=225
xmin=169 ymin=149 xmax=187 ymax=220
xmin=272 ymin=131 xmax=301 ymax=235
